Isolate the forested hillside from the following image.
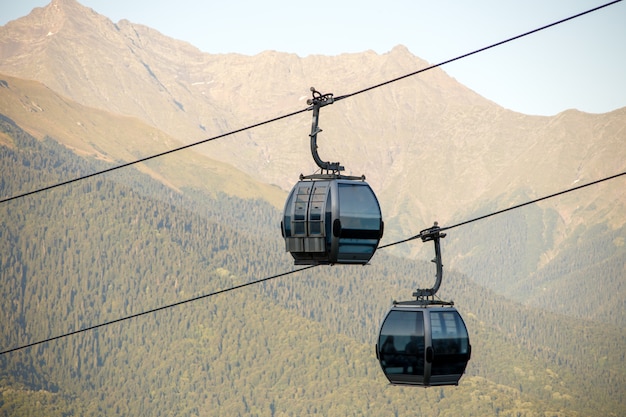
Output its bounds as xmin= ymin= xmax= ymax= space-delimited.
xmin=444 ymin=190 xmax=626 ymax=328
xmin=1 ymin=115 xmax=625 ymax=416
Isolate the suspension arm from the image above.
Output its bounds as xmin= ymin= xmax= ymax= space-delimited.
xmin=307 ymin=87 xmax=344 ymax=173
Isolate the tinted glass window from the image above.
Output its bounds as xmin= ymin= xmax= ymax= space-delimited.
xmin=292 ymin=185 xmax=310 ymax=235
xmin=379 ymin=310 xmax=425 ymax=376
xmin=338 ymin=183 xmax=380 ymax=232
xmin=430 ymin=310 xmax=470 ymax=376
xmin=308 ymin=183 xmax=327 ymax=235
xmin=283 ymin=189 xmax=296 ymax=236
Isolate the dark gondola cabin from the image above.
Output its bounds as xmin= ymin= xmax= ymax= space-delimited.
xmin=377 ymin=302 xmax=471 ymax=386
xmin=282 ymin=177 xmax=383 ymax=265
xmin=281 ymin=88 xmax=384 ymax=265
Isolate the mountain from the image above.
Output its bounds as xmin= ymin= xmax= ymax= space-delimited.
xmin=1 ymin=0 xmax=624 ymax=321
xmin=1 ymin=1 xmax=625 ymax=415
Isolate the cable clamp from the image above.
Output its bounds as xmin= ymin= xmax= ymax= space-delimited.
xmin=307 ymin=87 xmax=334 ymax=107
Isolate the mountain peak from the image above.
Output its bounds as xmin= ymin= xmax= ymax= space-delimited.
xmin=48 ymin=0 xmax=82 ymax=11
xmin=1 ymin=0 xmax=99 ymax=41
xmin=45 ymin=0 xmax=106 ymax=30
xmin=389 ymin=44 xmax=411 ymax=54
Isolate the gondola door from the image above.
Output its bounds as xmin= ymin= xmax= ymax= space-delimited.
xmin=428 ymin=309 xmax=471 ymax=386
xmin=377 ymin=309 xmax=426 ymax=385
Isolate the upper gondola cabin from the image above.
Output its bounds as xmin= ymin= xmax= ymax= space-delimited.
xmin=282 ymin=176 xmax=383 ymax=265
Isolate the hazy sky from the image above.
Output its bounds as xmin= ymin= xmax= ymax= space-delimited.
xmin=1 ymin=0 xmax=625 ymax=116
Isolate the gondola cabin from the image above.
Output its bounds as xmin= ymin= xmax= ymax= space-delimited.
xmin=282 ymin=177 xmax=383 ymax=265
xmin=376 ymin=302 xmax=471 ymax=386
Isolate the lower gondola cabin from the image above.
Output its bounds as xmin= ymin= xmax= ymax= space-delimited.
xmin=377 ymin=303 xmax=471 ymax=386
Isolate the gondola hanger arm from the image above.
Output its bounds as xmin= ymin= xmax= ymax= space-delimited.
xmin=413 ymin=222 xmax=447 ymax=299
xmin=306 ymin=87 xmax=344 ymax=173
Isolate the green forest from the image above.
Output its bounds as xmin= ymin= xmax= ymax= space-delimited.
xmin=1 ymin=114 xmax=625 ymax=416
